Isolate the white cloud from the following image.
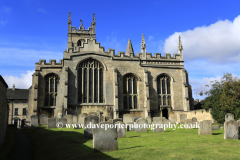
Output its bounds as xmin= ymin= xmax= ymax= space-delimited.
xmin=1 ymin=7 xmax=11 ymax=13
xmin=3 ymin=70 xmax=34 ymax=89
xmin=37 ymin=9 xmax=47 ymax=13
xmin=0 ymin=20 xmax=8 ymax=26
xmin=148 ymin=36 xmax=154 ymax=41
xmin=164 ymin=15 xmax=240 ymax=63
xmin=190 ymin=76 xmax=222 ymax=100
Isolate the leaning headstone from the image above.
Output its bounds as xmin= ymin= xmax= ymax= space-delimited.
xmin=153 ymin=117 xmax=164 ymax=133
xmin=40 ymin=114 xmax=48 ymax=125
xmin=78 ymin=113 xmax=87 ymax=125
xmin=114 ymin=121 xmax=126 ymax=138
xmin=192 ymin=117 xmax=197 ymax=123
xmin=93 ymin=122 xmax=118 ymax=152
xmin=212 ymin=125 xmax=220 ymax=130
xmin=184 ymin=119 xmax=194 ymax=129
xmin=31 ymin=115 xmax=38 ymax=127
xmin=135 ymin=118 xmax=148 ymax=133
xmin=180 ymin=114 xmax=187 ymax=124
xmin=64 ymin=115 xmax=73 ymax=124
xmin=134 ymin=116 xmax=140 ymax=122
xmin=225 ymin=113 xmax=234 ymax=122
xmin=123 ymin=114 xmax=133 ymax=124
xmin=84 ymin=116 xmax=99 ymax=139
xmin=48 ymin=118 xmax=56 ymax=129
xmin=113 ymin=118 xmax=122 ymax=124
xmin=224 ymin=120 xmax=239 ymax=139
xmin=146 ymin=116 xmax=152 ymax=124
xmin=73 ymin=115 xmax=78 ymax=124
xmin=198 ymin=120 xmax=212 ymax=135
xmin=57 ymin=118 xmax=67 ymax=128
xmin=127 ymin=122 xmax=135 ymax=131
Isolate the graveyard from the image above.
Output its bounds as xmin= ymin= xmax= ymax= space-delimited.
xmin=20 ymin=124 xmax=240 ymax=160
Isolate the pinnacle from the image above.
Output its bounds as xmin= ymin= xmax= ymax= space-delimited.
xmin=126 ymin=39 xmax=134 ymax=56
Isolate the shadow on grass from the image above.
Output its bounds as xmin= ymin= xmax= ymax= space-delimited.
xmin=212 ymin=133 xmax=222 ymax=135
xmin=120 ymin=146 xmax=144 ymax=150
xmin=128 ymin=136 xmax=141 ymax=138
xmin=23 ymin=126 xmax=118 ymax=160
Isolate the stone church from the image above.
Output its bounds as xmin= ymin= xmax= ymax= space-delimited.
xmin=27 ymin=12 xmax=194 ymax=123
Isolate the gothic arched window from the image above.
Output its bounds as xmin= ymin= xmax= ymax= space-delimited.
xmin=77 ymin=40 xmax=81 ymax=46
xmin=157 ymin=75 xmax=171 ymax=109
xmin=78 ymin=59 xmax=104 ymax=103
xmin=44 ymin=73 xmax=59 ymax=106
xmin=123 ymin=74 xmax=138 ymax=109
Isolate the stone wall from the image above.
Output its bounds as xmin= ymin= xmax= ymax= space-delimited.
xmin=170 ymin=109 xmax=215 ymax=123
xmin=0 ymin=76 xmax=8 ymax=147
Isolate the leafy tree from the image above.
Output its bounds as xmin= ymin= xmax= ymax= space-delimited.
xmin=200 ymin=73 xmax=240 ymax=124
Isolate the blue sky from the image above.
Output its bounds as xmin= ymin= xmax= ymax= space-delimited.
xmin=1 ymin=0 xmax=240 ymax=100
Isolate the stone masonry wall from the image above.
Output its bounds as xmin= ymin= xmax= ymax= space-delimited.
xmin=0 ymin=76 xmax=8 ymax=147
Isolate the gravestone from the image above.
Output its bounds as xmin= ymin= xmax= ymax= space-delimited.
xmin=134 ymin=116 xmax=140 ymax=122
xmin=198 ymin=120 xmax=212 ymax=135
xmin=88 ymin=112 xmax=97 ymax=116
xmin=93 ymin=122 xmax=118 ymax=152
xmin=212 ymin=125 xmax=220 ymax=130
xmin=114 ymin=121 xmax=126 ymax=138
xmin=78 ymin=113 xmax=87 ymax=125
xmin=48 ymin=118 xmax=56 ymax=129
xmin=99 ymin=115 xmax=104 ymax=122
xmin=184 ymin=119 xmax=194 ymax=129
xmin=105 ymin=116 xmax=111 ymax=122
xmin=73 ymin=115 xmax=78 ymax=124
xmin=153 ymin=117 xmax=164 ymax=133
xmin=180 ymin=114 xmax=187 ymax=124
xmin=127 ymin=122 xmax=135 ymax=131
xmin=192 ymin=117 xmax=197 ymax=123
xmin=64 ymin=115 xmax=73 ymax=124
xmin=135 ymin=118 xmax=148 ymax=133
xmin=225 ymin=113 xmax=234 ymax=122
xmin=224 ymin=120 xmax=239 ymax=139
xmin=40 ymin=114 xmax=48 ymax=125
xmin=112 ymin=118 xmax=122 ymax=124
xmin=123 ymin=114 xmax=133 ymax=124
xmin=84 ymin=116 xmax=99 ymax=139
xmin=31 ymin=115 xmax=38 ymax=127
xmin=57 ymin=118 xmax=67 ymax=128
xmin=146 ymin=116 xmax=152 ymax=124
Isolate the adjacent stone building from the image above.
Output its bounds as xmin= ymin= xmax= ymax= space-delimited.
xmin=7 ymin=84 xmax=28 ymax=127
xmin=0 ymin=75 xmax=8 ymax=147
xmin=27 ymin=12 xmax=194 ymax=123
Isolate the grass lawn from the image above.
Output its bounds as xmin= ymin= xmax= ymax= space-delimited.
xmin=0 ymin=125 xmax=16 ymax=160
xmin=23 ymin=125 xmax=240 ymax=160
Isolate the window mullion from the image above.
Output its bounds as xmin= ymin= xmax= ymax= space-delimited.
xmin=82 ymin=68 xmax=84 ymax=102
xmin=48 ymin=77 xmax=50 ymax=106
xmin=87 ymin=68 xmax=89 ymax=103
xmin=98 ymin=68 xmax=100 ymax=103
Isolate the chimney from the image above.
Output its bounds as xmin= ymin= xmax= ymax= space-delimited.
xmin=195 ymin=99 xmax=199 ymax=103
xmin=13 ymin=84 xmax=15 ymax=90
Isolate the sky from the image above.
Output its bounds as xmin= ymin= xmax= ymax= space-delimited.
xmin=1 ymin=0 xmax=240 ymax=100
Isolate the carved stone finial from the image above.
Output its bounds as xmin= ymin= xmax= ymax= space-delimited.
xmin=126 ymin=39 xmax=134 ymax=56
xmin=93 ymin=12 xmax=95 ymax=22
xmin=178 ymin=35 xmax=183 ymax=52
xmin=141 ymin=33 xmax=146 ymax=50
xmin=68 ymin=11 xmax=71 ymax=24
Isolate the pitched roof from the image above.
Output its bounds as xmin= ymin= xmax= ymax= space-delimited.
xmin=7 ymin=89 xmax=29 ymax=100
xmin=0 ymin=75 xmax=8 ymax=88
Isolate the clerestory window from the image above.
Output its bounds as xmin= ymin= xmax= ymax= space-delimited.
xmin=44 ymin=73 xmax=59 ymax=106
xmin=157 ymin=75 xmax=171 ymax=109
xmin=123 ymin=74 xmax=138 ymax=110
xmin=78 ymin=59 xmax=104 ymax=103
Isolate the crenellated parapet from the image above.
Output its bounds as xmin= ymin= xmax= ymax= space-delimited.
xmin=35 ymin=59 xmax=64 ymax=71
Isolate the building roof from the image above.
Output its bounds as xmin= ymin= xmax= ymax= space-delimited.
xmin=0 ymin=75 xmax=8 ymax=88
xmin=7 ymin=89 xmax=29 ymax=100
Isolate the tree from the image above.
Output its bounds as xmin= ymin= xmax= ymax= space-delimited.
xmin=200 ymin=73 xmax=240 ymax=124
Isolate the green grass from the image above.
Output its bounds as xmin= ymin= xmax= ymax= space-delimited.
xmin=23 ymin=125 xmax=240 ymax=160
xmin=0 ymin=125 xmax=16 ymax=160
